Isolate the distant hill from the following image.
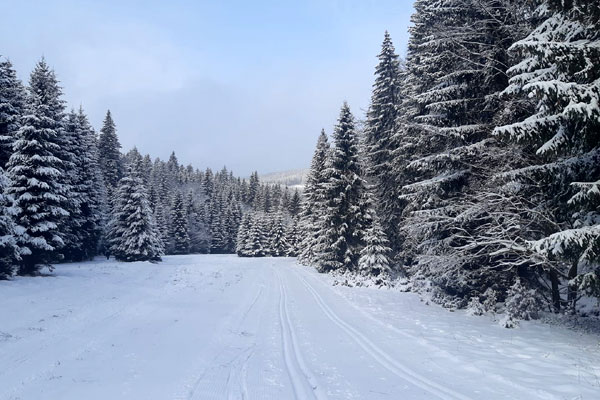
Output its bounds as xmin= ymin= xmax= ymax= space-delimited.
xmin=259 ymin=168 xmax=308 ymax=189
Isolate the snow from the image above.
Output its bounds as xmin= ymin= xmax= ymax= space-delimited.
xmin=1 ymin=254 xmax=599 ymax=399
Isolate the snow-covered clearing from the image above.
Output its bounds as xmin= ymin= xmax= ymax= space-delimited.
xmin=1 ymin=255 xmax=599 ymax=400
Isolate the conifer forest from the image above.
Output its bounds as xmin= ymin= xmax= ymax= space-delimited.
xmin=1 ymin=1 xmax=599 ymax=399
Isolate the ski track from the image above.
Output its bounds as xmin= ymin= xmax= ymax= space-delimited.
xmin=275 ymin=268 xmax=326 ymax=400
xmin=293 ymin=268 xmax=473 ymax=400
xmin=299 ymin=270 xmax=562 ymax=400
xmin=1 ymin=255 xmax=598 ymax=400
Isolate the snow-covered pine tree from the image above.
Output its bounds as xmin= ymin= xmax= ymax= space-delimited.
xmin=298 ymin=130 xmax=330 ymax=265
xmin=236 ymin=213 xmax=251 ymax=256
xmin=170 ymin=191 xmax=190 ymax=255
xmin=209 ymin=195 xmax=226 ymax=253
xmin=494 ymin=0 xmax=600 ymax=311
xmin=288 ymin=189 xmax=301 ymax=217
xmin=248 ymin=171 xmax=259 ymax=205
xmin=269 ymin=211 xmax=288 ymax=257
xmin=285 ymin=216 xmax=301 ymax=257
xmin=186 ymin=190 xmax=208 ymax=253
xmin=60 ymin=108 xmax=104 ymax=261
xmin=364 ymin=31 xmax=404 ymax=249
xmin=7 ymin=58 xmax=70 ymax=275
xmin=246 ymin=212 xmax=266 ymax=257
xmin=223 ymin=200 xmax=241 ymax=253
xmin=97 ymin=110 xmax=123 ymax=194
xmin=258 ymin=212 xmax=272 ymax=256
xmin=153 ymin=199 xmax=169 ymax=250
xmin=60 ymin=110 xmax=86 ymax=260
xmin=317 ymin=103 xmax=368 ymax=273
xmin=358 ymin=193 xmax=392 ymax=278
xmin=0 ymin=167 xmax=20 ymax=278
xmin=0 ymin=57 xmax=25 ymax=169
xmin=109 ymin=153 xmax=163 ymax=262
xmin=77 ymin=107 xmax=105 ymax=259
xmin=393 ymin=0 xmax=534 ymax=301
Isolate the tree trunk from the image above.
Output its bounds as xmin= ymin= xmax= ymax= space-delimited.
xmin=549 ymin=269 xmax=560 ymax=313
xmin=567 ymin=260 xmax=578 ymax=313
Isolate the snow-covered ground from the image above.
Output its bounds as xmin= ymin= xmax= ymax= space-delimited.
xmin=1 ymin=255 xmax=598 ymax=400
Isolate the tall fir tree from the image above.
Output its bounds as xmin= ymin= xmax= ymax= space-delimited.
xmin=7 ymin=58 xmax=70 ymax=275
xmin=98 ymin=110 xmax=122 ymax=194
xmin=269 ymin=211 xmax=288 ymax=256
xmin=495 ymin=0 xmax=600 ymax=309
xmin=317 ymin=103 xmax=368 ymax=272
xmin=170 ymin=191 xmax=190 ymax=255
xmin=0 ymin=57 xmax=25 ymax=169
xmin=364 ymin=31 xmax=404 ymax=249
xmin=298 ymin=130 xmax=330 ymax=265
xmin=109 ymin=153 xmax=163 ymax=262
xmin=0 ymin=167 xmax=20 ymax=278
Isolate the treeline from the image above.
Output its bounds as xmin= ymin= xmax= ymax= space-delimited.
xmin=294 ymin=0 xmax=599 ymax=323
xmin=0 ymin=56 xmax=302 ymax=277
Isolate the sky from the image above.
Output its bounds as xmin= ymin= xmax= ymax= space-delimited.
xmin=0 ymin=0 xmax=414 ymax=176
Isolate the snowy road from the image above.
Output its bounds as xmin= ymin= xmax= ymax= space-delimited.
xmin=1 ymin=255 xmax=599 ymax=399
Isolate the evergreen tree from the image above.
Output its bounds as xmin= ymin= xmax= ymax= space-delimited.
xmin=269 ymin=211 xmax=288 ymax=256
xmin=248 ymin=171 xmax=259 ymax=204
xmin=236 ymin=213 xmax=251 ymax=256
xmin=7 ymin=58 xmax=70 ymax=275
xmin=98 ymin=110 xmax=122 ymax=193
xmin=317 ymin=104 xmax=368 ymax=272
xmin=109 ymin=155 xmax=163 ymax=262
xmin=393 ymin=0 xmax=534 ymax=300
xmin=364 ymin=32 xmax=404 ymax=248
xmin=495 ymin=0 xmax=600 ymax=310
xmin=0 ymin=57 xmax=25 ymax=169
xmin=170 ymin=191 xmax=190 ymax=254
xmin=0 ymin=167 xmax=20 ymax=278
xmin=285 ymin=216 xmax=301 ymax=257
xmin=288 ymin=189 xmax=301 ymax=217
xmin=298 ymin=130 xmax=330 ymax=264
xmin=60 ymin=108 xmax=103 ymax=261
xmin=246 ymin=212 xmax=267 ymax=257
xmin=358 ymin=205 xmax=392 ymax=277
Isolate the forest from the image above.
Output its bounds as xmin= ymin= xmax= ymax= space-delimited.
xmin=1 ymin=0 xmax=599 ymax=327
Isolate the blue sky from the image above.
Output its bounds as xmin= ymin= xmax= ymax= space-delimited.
xmin=0 ymin=0 xmax=413 ymax=176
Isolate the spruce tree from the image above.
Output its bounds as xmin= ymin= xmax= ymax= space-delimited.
xmin=60 ymin=108 xmax=103 ymax=261
xmin=393 ymin=0 xmax=534 ymax=300
xmin=0 ymin=167 xmax=20 ymax=278
xmin=170 ymin=191 xmax=190 ymax=255
xmin=288 ymin=189 xmax=301 ymax=217
xmin=78 ymin=107 xmax=105 ymax=258
xmin=495 ymin=0 xmax=600 ymax=310
xmin=285 ymin=216 xmax=301 ymax=257
xmin=7 ymin=58 xmax=70 ymax=275
xmin=364 ymin=32 xmax=404 ymax=247
xmin=98 ymin=110 xmax=122 ymax=194
xmin=269 ymin=211 xmax=288 ymax=257
xmin=0 ymin=57 xmax=25 ymax=169
xmin=236 ymin=213 xmax=251 ymax=256
xmin=317 ymin=104 xmax=368 ymax=272
xmin=358 ymin=205 xmax=392 ymax=278
xmin=298 ymin=130 xmax=330 ymax=265
xmin=246 ymin=212 xmax=266 ymax=257
xmin=109 ymin=154 xmax=163 ymax=262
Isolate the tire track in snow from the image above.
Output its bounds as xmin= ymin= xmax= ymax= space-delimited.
xmin=275 ymin=268 xmax=327 ymax=400
xmin=293 ymin=269 xmax=472 ymax=400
